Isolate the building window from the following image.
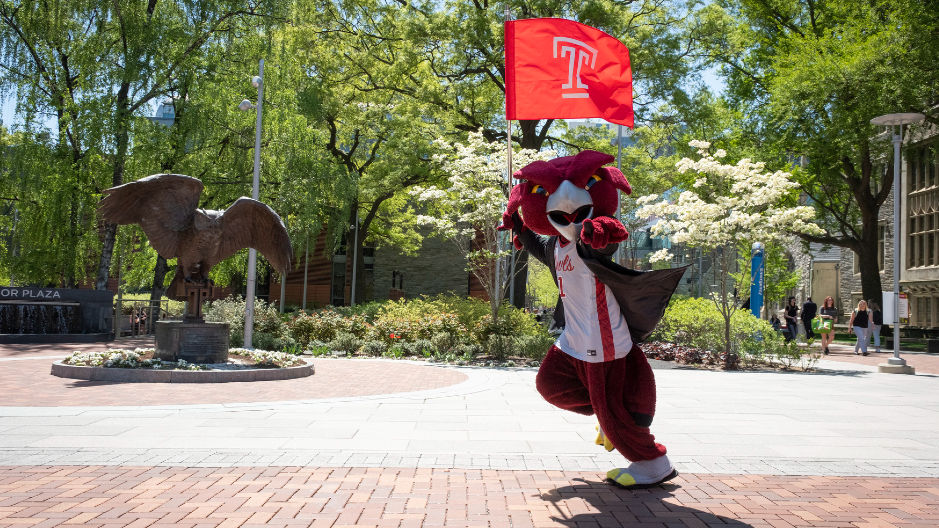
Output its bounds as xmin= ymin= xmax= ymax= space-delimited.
xmin=331 ymin=238 xmax=347 ymax=305
xmin=331 ymin=255 xmax=346 ymax=305
xmin=907 ymin=142 xmax=939 ymax=268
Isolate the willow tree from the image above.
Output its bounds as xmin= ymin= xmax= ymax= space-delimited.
xmin=0 ymin=0 xmax=288 ymax=290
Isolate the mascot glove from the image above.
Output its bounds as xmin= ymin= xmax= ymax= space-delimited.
xmin=498 ymin=212 xmax=528 ymax=234
xmin=498 ymin=211 xmax=520 ymax=231
xmin=581 ymin=217 xmax=628 ymax=249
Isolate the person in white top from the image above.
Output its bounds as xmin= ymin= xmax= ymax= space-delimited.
xmin=500 ymin=151 xmax=685 ymax=489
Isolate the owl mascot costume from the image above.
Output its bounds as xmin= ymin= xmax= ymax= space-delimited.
xmin=499 ymin=150 xmax=686 ymax=488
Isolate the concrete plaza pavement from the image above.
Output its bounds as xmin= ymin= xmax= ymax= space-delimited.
xmin=1 ymin=338 xmax=938 ymax=526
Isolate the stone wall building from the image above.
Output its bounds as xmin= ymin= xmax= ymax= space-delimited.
xmin=900 ymin=122 xmax=939 ymax=328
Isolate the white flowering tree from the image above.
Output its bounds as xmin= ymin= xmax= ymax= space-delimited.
xmin=636 ymin=140 xmax=824 ymax=367
xmin=410 ymin=131 xmax=555 ymax=319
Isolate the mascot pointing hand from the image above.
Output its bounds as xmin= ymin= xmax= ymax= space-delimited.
xmin=499 ymin=150 xmax=686 ymax=489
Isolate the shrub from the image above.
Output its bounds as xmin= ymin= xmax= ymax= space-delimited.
xmin=485 ymin=334 xmax=514 ymax=361
xmin=454 ymin=343 xmax=482 ymax=360
xmin=204 ymin=296 xmax=288 ymax=346
xmin=651 ymin=297 xmax=810 ymax=368
xmin=307 ymin=340 xmax=331 ymax=357
xmin=360 ymin=340 xmax=387 ymax=357
xmin=254 ymin=332 xmax=290 ymax=353
xmin=399 ymin=339 xmax=434 ymax=357
xmin=369 ymin=299 xmax=467 ymax=343
xmin=329 ymin=332 xmax=361 ymax=355
xmin=475 ymin=304 xmax=545 ymax=340
xmin=515 ymin=334 xmax=555 ymax=360
xmin=431 ymin=332 xmax=463 ymax=354
xmin=384 ymin=345 xmax=405 ymax=359
xmin=330 ymin=301 xmax=384 ymax=322
xmin=288 ymin=310 xmax=352 ymax=345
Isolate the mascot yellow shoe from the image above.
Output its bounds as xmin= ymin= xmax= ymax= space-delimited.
xmin=594 ymin=425 xmax=615 ymax=452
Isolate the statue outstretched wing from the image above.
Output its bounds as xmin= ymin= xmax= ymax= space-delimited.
xmin=98 ymin=174 xmax=203 ymax=258
xmin=212 ymin=197 xmax=292 ymax=273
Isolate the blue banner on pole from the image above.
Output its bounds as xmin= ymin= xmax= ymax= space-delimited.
xmin=750 ymin=243 xmax=764 ymax=318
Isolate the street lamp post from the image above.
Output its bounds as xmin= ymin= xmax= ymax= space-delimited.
xmin=870 ymin=112 xmax=924 ymax=373
xmin=239 ymin=59 xmax=264 ymax=349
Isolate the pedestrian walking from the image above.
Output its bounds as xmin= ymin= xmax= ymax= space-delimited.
xmin=818 ymin=296 xmax=838 ymax=355
xmin=783 ymin=297 xmax=799 ymax=342
xmin=869 ymin=301 xmax=883 ymax=353
xmin=801 ymin=297 xmax=817 ymax=343
xmin=848 ymin=300 xmax=871 ymax=356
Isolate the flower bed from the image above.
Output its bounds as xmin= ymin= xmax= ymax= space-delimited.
xmin=62 ymin=348 xmax=304 ymax=370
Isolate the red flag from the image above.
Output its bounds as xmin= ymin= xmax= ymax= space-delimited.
xmin=505 ymin=18 xmax=633 ymax=127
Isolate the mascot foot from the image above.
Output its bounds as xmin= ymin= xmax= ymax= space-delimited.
xmin=594 ymin=425 xmax=615 ymax=452
xmin=606 ymin=455 xmax=678 ymax=489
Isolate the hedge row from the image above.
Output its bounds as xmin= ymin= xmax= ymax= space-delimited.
xmin=204 ymin=294 xmax=554 ymax=362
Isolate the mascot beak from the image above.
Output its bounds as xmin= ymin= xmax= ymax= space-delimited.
xmin=546 ymin=180 xmax=593 ymax=242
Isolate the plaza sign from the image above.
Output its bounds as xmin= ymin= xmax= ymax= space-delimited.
xmin=0 ymin=287 xmax=63 ymax=300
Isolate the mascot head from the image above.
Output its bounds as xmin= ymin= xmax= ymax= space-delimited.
xmin=502 ymin=150 xmax=632 ymax=242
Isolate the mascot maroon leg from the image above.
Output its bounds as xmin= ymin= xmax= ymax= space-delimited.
xmin=500 ymin=150 xmax=686 ymax=489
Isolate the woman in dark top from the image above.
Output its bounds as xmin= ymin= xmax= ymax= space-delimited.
xmin=818 ymin=296 xmax=838 ymax=355
xmin=848 ymin=300 xmax=870 ymax=356
xmin=784 ymin=297 xmax=799 ymax=342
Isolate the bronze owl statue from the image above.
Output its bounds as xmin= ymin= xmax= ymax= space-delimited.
xmin=98 ymin=174 xmax=292 ymax=300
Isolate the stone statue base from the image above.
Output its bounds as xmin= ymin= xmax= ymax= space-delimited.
xmin=155 ymin=320 xmax=230 ymax=364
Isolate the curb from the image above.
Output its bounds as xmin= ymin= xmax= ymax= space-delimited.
xmin=49 ymin=359 xmax=314 ymax=383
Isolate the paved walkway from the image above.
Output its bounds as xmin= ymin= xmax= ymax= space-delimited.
xmin=1 ymin=338 xmax=938 ymax=527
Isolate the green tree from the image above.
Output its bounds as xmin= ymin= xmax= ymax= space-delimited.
xmin=311 ymin=0 xmax=702 ymax=306
xmin=699 ymin=0 xmax=939 ymax=303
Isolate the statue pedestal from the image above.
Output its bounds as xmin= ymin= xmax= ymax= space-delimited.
xmin=155 ymin=321 xmax=230 ymax=364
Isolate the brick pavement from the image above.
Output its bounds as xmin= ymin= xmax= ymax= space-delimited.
xmin=0 ymin=358 xmax=467 ymax=407
xmin=3 ymin=339 xmax=939 ymax=527
xmin=818 ymin=343 xmax=939 ymax=375
xmin=0 ymin=466 xmax=937 ymax=528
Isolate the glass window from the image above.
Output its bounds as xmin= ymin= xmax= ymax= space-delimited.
xmin=878 ymin=224 xmax=886 ymax=271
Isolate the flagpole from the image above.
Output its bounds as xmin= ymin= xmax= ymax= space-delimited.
xmin=616 ymin=124 xmax=624 ymax=265
xmin=504 ymin=6 xmax=514 ymax=308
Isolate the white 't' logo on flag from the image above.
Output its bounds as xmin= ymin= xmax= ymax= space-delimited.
xmin=553 ymin=37 xmax=598 ymax=99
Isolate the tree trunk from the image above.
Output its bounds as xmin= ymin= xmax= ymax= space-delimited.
xmin=855 ymin=238 xmax=884 ymax=306
xmin=150 ymin=255 xmax=168 ymax=304
xmin=510 ymin=251 xmax=528 ymax=309
xmin=95 ymin=85 xmax=131 ymax=291
xmin=148 ymin=255 xmax=169 ymax=326
xmin=506 ymin=119 xmax=553 ymax=309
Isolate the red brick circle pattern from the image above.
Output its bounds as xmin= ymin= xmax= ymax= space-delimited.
xmin=0 ymin=358 xmax=468 ymax=407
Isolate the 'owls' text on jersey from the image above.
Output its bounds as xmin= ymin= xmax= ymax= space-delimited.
xmin=554 ymin=239 xmax=633 ymax=362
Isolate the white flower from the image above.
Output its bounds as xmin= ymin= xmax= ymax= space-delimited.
xmin=648 ymin=249 xmax=673 ymax=263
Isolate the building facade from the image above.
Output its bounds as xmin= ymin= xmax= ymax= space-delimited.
xmin=837 ymin=117 xmax=938 ymax=329
xmin=900 ymin=124 xmax=939 ymax=328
